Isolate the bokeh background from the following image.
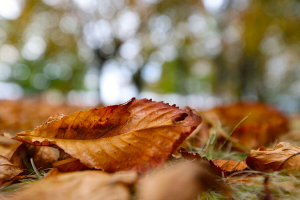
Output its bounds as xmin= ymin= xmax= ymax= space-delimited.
xmin=0 ymin=0 xmax=300 ymax=113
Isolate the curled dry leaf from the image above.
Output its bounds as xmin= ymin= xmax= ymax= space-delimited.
xmin=192 ymin=102 xmax=288 ymax=150
xmin=5 ymin=143 xmax=57 ymax=171
xmin=10 ymin=170 xmax=138 ymax=200
xmin=137 ymin=162 xmax=228 ymax=200
xmin=0 ymin=155 xmax=23 ymax=188
xmin=246 ymin=142 xmax=300 ymax=173
xmin=8 ymin=98 xmax=201 ymax=173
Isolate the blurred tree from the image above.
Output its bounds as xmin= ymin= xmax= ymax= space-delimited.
xmin=0 ymin=0 xmax=299 ymax=111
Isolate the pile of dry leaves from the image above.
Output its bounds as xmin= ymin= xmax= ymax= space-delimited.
xmin=1 ymin=97 xmax=299 ymax=199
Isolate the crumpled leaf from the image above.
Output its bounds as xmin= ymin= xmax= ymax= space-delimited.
xmin=192 ymin=102 xmax=288 ymax=150
xmin=246 ymin=142 xmax=300 ymax=173
xmin=10 ymin=170 xmax=138 ymax=200
xmin=0 ymin=155 xmax=23 ymax=188
xmin=6 ymin=143 xmax=57 ymax=172
xmin=8 ymin=98 xmax=201 ymax=173
xmin=137 ymin=162 xmax=228 ymax=200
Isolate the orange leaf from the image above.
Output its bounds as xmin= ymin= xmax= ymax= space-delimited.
xmin=0 ymin=155 xmax=23 ymax=188
xmin=53 ymin=158 xmax=90 ymax=172
xmin=9 ymin=170 xmax=138 ymax=200
xmin=246 ymin=142 xmax=300 ymax=173
xmin=0 ymin=99 xmax=88 ymax=134
xmin=176 ymin=148 xmax=247 ymax=177
xmin=193 ymin=102 xmax=288 ymax=150
xmin=177 ymin=147 xmax=201 ymax=161
xmin=210 ymin=159 xmax=247 ymax=177
xmin=8 ymin=98 xmax=201 ymax=173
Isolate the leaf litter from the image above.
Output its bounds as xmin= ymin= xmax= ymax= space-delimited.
xmin=1 ymin=98 xmax=300 ymax=199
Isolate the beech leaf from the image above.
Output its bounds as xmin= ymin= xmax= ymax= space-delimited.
xmin=246 ymin=142 xmax=300 ymax=173
xmin=210 ymin=159 xmax=247 ymax=177
xmin=192 ymin=102 xmax=288 ymax=150
xmin=7 ymin=98 xmax=201 ymax=173
xmin=0 ymin=155 xmax=23 ymax=188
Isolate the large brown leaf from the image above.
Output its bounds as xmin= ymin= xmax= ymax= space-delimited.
xmin=0 ymin=155 xmax=23 ymax=188
xmin=8 ymin=98 xmax=201 ymax=173
xmin=246 ymin=142 xmax=300 ymax=173
xmin=10 ymin=170 xmax=138 ymax=200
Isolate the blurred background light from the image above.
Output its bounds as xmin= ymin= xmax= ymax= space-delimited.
xmin=0 ymin=0 xmax=22 ymax=20
xmin=0 ymin=0 xmax=299 ymax=113
xmin=13 ymin=64 xmax=31 ymax=81
xmin=22 ymin=36 xmax=46 ymax=60
xmin=0 ymin=44 xmax=19 ymax=64
xmin=202 ymin=0 xmax=225 ymax=12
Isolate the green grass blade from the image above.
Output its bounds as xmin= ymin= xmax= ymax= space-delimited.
xmin=214 ymin=113 xmax=251 ymax=158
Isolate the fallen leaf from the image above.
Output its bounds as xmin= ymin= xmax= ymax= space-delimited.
xmin=0 ymin=155 xmax=23 ymax=188
xmin=177 ymin=147 xmax=201 ymax=161
xmin=0 ymin=175 xmax=27 ymax=190
xmin=176 ymin=148 xmax=247 ymax=177
xmin=52 ymin=149 xmax=91 ymax=172
xmin=193 ymin=102 xmax=288 ymax=150
xmin=0 ymin=98 xmax=88 ymax=134
xmin=6 ymin=143 xmax=57 ymax=172
xmin=137 ymin=162 xmax=228 ymax=200
xmin=53 ymin=158 xmax=90 ymax=172
xmin=246 ymin=142 xmax=300 ymax=173
xmin=8 ymin=98 xmax=201 ymax=173
xmin=45 ymin=168 xmax=60 ymax=178
xmin=9 ymin=170 xmax=138 ymax=200
xmin=210 ymin=159 xmax=247 ymax=177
